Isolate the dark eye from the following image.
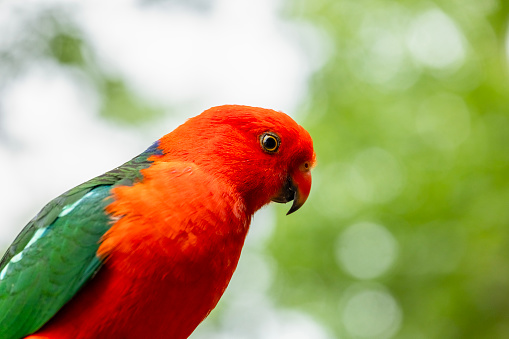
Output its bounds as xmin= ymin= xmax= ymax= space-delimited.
xmin=260 ymin=133 xmax=280 ymax=153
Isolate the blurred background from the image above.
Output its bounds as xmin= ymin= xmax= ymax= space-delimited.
xmin=1 ymin=0 xmax=509 ymax=338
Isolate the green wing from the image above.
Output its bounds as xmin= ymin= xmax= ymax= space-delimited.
xmin=0 ymin=144 xmax=159 ymax=339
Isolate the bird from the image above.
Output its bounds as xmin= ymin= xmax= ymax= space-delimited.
xmin=0 ymin=105 xmax=315 ymax=339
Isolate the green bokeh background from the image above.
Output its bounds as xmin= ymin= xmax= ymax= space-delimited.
xmin=270 ymin=1 xmax=509 ymax=338
xmin=2 ymin=1 xmax=509 ymax=338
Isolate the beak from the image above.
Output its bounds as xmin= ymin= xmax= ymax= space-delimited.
xmin=271 ymin=165 xmax=312 ymax=215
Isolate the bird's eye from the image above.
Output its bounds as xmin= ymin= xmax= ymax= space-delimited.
xmin=260 ymin=133 xmax=280 ymax=153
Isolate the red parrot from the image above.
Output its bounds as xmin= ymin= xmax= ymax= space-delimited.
xmin=0 ymin=105 xmax=315 ymax=339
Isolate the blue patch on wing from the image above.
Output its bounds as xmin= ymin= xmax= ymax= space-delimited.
xmin=143 ymin=140 xmax=163 ymax=156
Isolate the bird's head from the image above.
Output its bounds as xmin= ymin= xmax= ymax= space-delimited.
xmin=156 ymin=105 xmax=316 ymax=215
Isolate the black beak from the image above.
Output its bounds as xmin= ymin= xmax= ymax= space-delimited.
xmin=271 ymin=178 xmax=304 ymax=215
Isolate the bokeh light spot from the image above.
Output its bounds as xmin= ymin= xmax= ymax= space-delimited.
xmin=336 ymin=222 xmax=398 ymax=279
xmin=407 ymin=8 xmax=466 ymax=70
xmin=341 ymin=284 xmax=402 ymax=338
xmin=349 ymin=5 xmax=420 ymax=90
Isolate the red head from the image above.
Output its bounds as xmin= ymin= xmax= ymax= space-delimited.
xmin=155 ymin=105 xmax=316 ymax=215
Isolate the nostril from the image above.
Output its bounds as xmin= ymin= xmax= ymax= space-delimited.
xmin=298 ymin=161 xmax=312 ymax=173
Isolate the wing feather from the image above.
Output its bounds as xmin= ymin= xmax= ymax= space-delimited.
xmin=0 ymin=143 xmax=160 ymax=339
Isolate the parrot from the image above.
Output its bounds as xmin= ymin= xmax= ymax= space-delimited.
xmin=0 ymin=105 xmax=315 ymax=339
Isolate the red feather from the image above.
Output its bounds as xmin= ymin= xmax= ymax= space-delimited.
xmin=27 ymin=105 xmax=315 ymax=339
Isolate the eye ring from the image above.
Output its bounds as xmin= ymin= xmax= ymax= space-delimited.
xmin=260 ymin=132 xmax=280 ymax=153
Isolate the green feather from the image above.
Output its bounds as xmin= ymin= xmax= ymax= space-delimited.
xmin=0 ymin=146 xmax=158 ymax=339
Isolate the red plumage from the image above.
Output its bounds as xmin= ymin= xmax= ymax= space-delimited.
xmin=27 ymin=105 xmax=315 ymax=339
